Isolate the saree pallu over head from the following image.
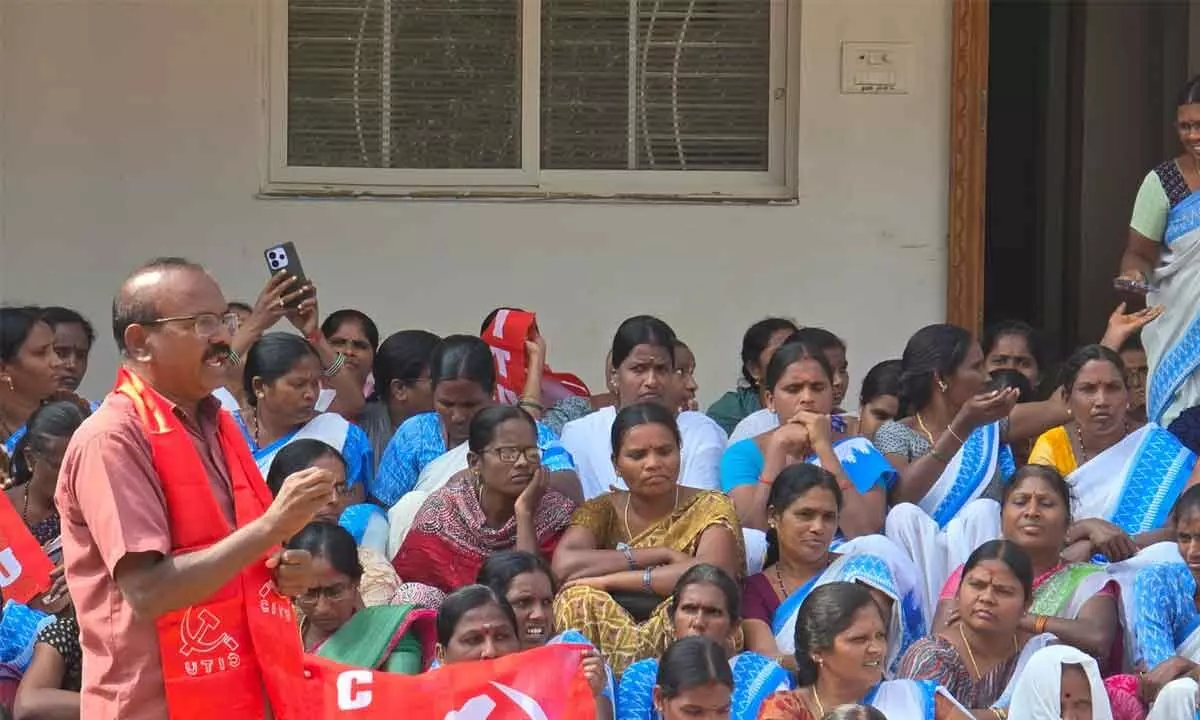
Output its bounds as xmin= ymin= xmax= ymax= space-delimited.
xmin=771 ymin=535 xmax=927 ymax=677
xmin=114 ymin=368 xmax=306 ymax=720
xmin=1145 ymin=163 xmax=1200 ymax=427
xmin=482 ymin=309 xmax=590 ymax=405
xmin=1007 ymin=645 xmax=1114 ymax=720
xmin=919 ymin=422 xmax=1010 ymax=528
xmin=1067 ymin=423 xmax=1197 ymax=536
xmin=393 ymin=476 xmax=576 ymax=593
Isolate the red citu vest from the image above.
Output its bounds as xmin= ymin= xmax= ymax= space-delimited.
xmin=115 ymin=369 xmax=305 ymax=720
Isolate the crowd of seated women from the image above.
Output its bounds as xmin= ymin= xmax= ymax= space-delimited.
xmin=7 ymin=265 xmax=1200 ymax=720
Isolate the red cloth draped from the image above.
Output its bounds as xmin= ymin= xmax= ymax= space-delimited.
xmin=482 ymin=310 xmax=590 ymax=405
xmin=0 ymin=493 xmax=54 ymax=605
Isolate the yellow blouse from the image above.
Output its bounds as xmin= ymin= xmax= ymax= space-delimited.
xmin=1028 ymin=425 xmax=1079 ymax=476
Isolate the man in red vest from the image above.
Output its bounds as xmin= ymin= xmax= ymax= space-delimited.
xmin=56 ymin=258 xmax=334 ymax=720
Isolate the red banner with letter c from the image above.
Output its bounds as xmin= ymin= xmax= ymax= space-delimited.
xmin=302 ymin=643 xmax=596 ymax=719
xmin=0 ymin=493 xmax=54 ymax=604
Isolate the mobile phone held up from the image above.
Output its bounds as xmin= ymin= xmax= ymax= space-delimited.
xmin=1113 ymin=276 xmax=1152 ymax=295
xmin=264 ymin=242 xmax=311 ymax=309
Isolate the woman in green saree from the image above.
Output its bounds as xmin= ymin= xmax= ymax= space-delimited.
xmin=287 ymin=521 xmax=436 ymax=674
xmin=931 ymin=465 xmax=1122 ymax=673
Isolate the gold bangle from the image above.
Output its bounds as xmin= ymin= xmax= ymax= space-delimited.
xmin=990 ymin=708 xmax=1007 ymax=720
xmin=1034 ymin=614 xmax=1049 ymax=634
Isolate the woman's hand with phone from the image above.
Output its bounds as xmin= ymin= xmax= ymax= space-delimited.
xmin=287 ymin=283 xmax=320 ymax=338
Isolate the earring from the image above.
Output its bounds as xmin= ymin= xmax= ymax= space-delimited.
xmin=1 ymin=376 xmax=11 ymax=392
xmin=938 ymin=380 xmax=948 ymax=393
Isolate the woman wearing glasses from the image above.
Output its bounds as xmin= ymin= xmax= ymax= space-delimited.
xmin=394 ymin=405 xmax=578 ymax=594
xmin=287 ymin=521 xmax=438 ymax=674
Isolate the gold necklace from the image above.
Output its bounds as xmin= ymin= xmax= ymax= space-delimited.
xmin=958 ymin=623 xmax=1017 ymax=679
xmin=811 ymin=686 xmax=825 ymax=717
xmin=623 ymin=484 xmax=680 ymax=542
xmin=915 ymin=413 xmax=936 ymax=445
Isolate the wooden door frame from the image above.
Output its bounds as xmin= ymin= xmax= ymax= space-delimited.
xmin=947 ymin=0 xmax=989 ymax=334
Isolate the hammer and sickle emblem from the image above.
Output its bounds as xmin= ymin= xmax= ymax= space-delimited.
xmin=179 ymin=608 xmax=239 ymax=657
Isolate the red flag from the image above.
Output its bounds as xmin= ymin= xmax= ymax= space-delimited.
xmin=0 ymin=493 xmax=54 ymax=604
xmin=302 ymin=644 xmax=596 ymax=719
xmin=482 ymin=310 xmax=590 ymax=406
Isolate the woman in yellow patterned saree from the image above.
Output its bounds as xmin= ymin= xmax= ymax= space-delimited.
xmin=552 ymin=402 xmax=743 ymax=675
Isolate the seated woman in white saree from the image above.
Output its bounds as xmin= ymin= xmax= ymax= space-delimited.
xmin=757 ymin=582 xmax=969 ymax=720
xmin=560 ymin=316 xmax=727 ymax=500
xmin=237 ymin=333 xmax=374 ymax=494
xmin=720 ymin=341 xmax=891 ymax=547
xmin=617 ymin=565 xmax=790 ymax=720
xmin=377 ymin=335 xmax=576 ymax=555
xmin=1006 ymin=645 xmax=1113 ymax=720
xmin=1030 ymin=345 xmax=1198 ymax=550
xmin=740 ymin=464 xmax=925 ymax=678
xmin=1119 ymin=76 xmax=1200 ymax=431
xmin=932 ymin=466 xmax=1122 ymax=675
xmin=897 ymin=540 xmax=1056 ymax=718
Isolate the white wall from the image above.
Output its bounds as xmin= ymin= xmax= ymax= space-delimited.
xmin=0 ymin=0 xmax=951 ymax=406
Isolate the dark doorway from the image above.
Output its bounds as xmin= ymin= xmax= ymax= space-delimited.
xmin=983 ymin=0 xmax=1191 ymax=370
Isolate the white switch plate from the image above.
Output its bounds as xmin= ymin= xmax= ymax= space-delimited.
xmin=841 ymin=42 xmax=912 ymax=95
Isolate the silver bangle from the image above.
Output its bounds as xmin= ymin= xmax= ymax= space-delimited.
xmin=323 ymin=352 xmax=346 ymax=377
xmin=642 ymin=567 xmax=653 ymax=592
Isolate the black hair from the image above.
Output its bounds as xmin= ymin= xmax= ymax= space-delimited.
xmin=468 ymin=405 xmax=537 ymax=454
xmin=611 ymin=402 xmax=681 ymax=458
xmin=1059 ymin=344 xmax=1127 ymax=395
xmin=989 ymin=369 xmax=1034 ymax=403
xmin=668 ymin=564 xmax=741 ymax=623
xmin=740 ymin=318 xmax=799 ymax=389
xmin=1119 ymin=333 xmax=1144 ymax=354
xmin=788 ymin=327 xmax=845 ymax=353
xmin=764 ymin=464 xmax=843 ymax=568
xmin=373 ymin=329 xmax=441 ymax=401
xmin=982 ymin=320 xmax=1044 ymax=371
xmin=284 ymin=521 xmax=363 ymax=583
xmin=793 ymin=582 xmax=882 ymax=686
xmin=1173 ymin=483 xmax=1200 ymax=524
xmin=821 ymin=706 xmax=889 ymax=720
xmin=899 ymin=324 xmax=975 ymax=410
xmin=226 ymin=301 xmax=254 ymax=315
xmin=655 ymin=635 xmax=733 ymax=700
xmin=1002 ymin=464 xmax=1074 ymax=526
xmin=242 ymin=333 xmax=320 ymax=407
xmin=859 ymin=359 xmax=903 ymax=408
xmin=480 ymin=307 xmax=523 ymax=335
xmin=960 ymin=540 xmax=1034 ymax=602
xmin=321 ymin=309 xmax=380 ymax=352
xmin=764 ymin=341 xmax=835 ymax=394
xmin=477 ymin=550 xmax=558 ymax=597
xmin=429 ymin=334 xmax=496 ymax=393
xmin=264 ymin=438 xmax=345 ymax=497
xmin=610 ymin=315 xmax=678 ymax=369
xmin=40 ymin=307 xmax=95 ymax=348
xmin=436 ymin=584 xmax=518 ymax=647
xmin=0 ymin=307 xmax=46 ymax=364
xmin=9 ymin=400 xmax=88 ymax=485
xmin=111 ymin=257 xmax=207 ymax=352
xmin=1179 ymin=75 xmax=1200 ymax=107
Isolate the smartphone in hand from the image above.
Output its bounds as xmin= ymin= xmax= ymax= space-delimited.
xmin=263 ymin=242 xmax=311 ymax=308
xmin=1113 ymin=276 xmax=1152 ymax=295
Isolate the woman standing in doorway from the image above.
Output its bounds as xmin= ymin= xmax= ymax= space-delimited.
xmin=1119 ymin=75 xmax=1200 ymax=432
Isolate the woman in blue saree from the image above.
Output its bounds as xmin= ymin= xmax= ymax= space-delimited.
xmin=617 ymin=564 xmax=789 ymax=720
xmin=740 ymin=464 xmax=925 ymax=679
xmin=721 ymin=341 xmax=892 ymax=572
xmin=236 ymin=333 xmax=375 ymax=497
xmin=758 ymin=583 xmax=967 ymax=720
xmin=0 ymin=308 xmax=64 ymax=460
xmin=1121 ymin=75 xmax=1200 ymax=432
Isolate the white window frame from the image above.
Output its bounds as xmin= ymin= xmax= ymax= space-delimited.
xmin=263 ymin=0 xmax=800 ymax=201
